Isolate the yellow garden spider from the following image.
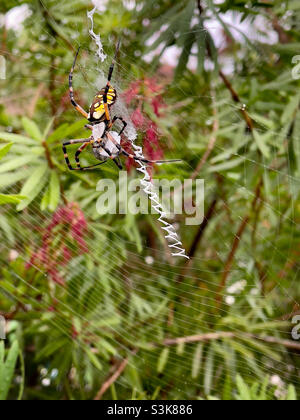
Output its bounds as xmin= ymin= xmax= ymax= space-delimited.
xmin=63 ymin=41 xmax=180 ymax=171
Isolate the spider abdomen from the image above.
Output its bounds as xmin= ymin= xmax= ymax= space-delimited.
xmin=88 ymin=87 xmax=117 ymax=122
xmin=92 ymin=131 xmax=121 ymax=161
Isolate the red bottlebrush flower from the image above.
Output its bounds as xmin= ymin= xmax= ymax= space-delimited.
xmin=131 ymin=108 xmax=145 ymax=129
xmin=27 ymin=203 xmax=89 ymax=286
xmin=124 ymin=81 xmax=141 ymax=105
xmin=145 ymin=77 xmax=161 ymax=94
xmin=144 ymin=123 xmax=164 ymax=162
xmin=121 ymin=138 xmax=136 ymax=172
xmin=151 ymin=96 xmax=166 ymax=117
xmin=62 ymin=246 xmax=72 ymax=265
xmin=122 ymin=78 xmax=167 ymax=169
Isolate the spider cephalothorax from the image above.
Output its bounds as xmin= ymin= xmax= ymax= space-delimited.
xmin=63 ymin=41 xmax=181 ymax=171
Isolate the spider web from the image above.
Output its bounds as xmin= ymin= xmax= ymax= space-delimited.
xmin=0 ymin=0 xmax=299 ymax=401
xmin=87 ymin=5 xmax=189 ymax=260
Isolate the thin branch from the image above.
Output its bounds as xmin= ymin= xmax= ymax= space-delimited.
xmin=219 ymin=70 xmax=254 ymax=133
xmin=255 ymin=261 xmax=268 ymax=295
xmin=202 ymin=10 xmax=255 ymax=134
xmin=42 ymin=139 xmax=54 ymax=169
xmin=38 ymin=0 xmax=74 ymax=50
xmin=197 ymin=0 xmax=203 ymax=15
xmin=94 ymin=356 xmax=130 ymax=400
xmin=188 ymin=197 xmax=219 ymax=260
xmin=150 ymin=332 xmax=300 ymax=351
xmin=248 ymin=334 xmax=300 ymax=351
xmin=217 ymin=179 xmax=263 ymax=303
xmin=162 ymin=332 xmax=235 ymax=346
xmin=191 ymin=96 xmax=219 ymax=179
xmin=28 ymin=84 xmax=45 ymax=119
xmin=217 ymin=214 xmax=250 ymax=303
xmin=270 ymin=15 xmax=290 ymax=44
xmin=176 ymin=196 xmax=219 ymax=283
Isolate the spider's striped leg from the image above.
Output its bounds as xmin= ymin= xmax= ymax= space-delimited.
xmin=69 ymin=48 xmax=89 ymax=119
xmin=85 ymin=124 xmax=96 ymax=130
xmin=107 ymin=39 xmax=121 ymax=84
xmin=113 ymin=157 xmax=123 ymax=170
xmin=80 ymin=161 xmax=108 ymax=171
xmin=121 ymin=149 xmax=181 ymax=165
xmin=101 ymin=145 xmax=116 ymax=160
xmin=103 ymin=41 xmax=121 ymax=123
xmin=62 ymin=138 xmax=91 ymax=171
xmin=109 ymin=116 xmax=127 ymax=136
xmin=74 ymin=142 xmax=89 ymax=170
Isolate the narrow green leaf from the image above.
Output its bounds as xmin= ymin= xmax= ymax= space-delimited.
xmin=0 ymin=143 xmax=13 ymax=161
xmin=0 ymin=133 xmax=36 ymax=145
xmin=286 ymin=385 xmax=297 ymax=401
xmin=43 ymin=118 xmax=55 ymax=139
xmin=47 ymin=120 xmax=87 ymax=144
xmin=47 ymin=124 xmax=69 ymax=144
xmin=204 ymin=346 xmax=214 ymax=395
xmin=258 ymin=375 xmax=270 ymax=400
xmin=0 ymin=341 xmax=19 ymax=401
xmin=17 ymin=166 xmax=49 ymax=211
xmin=174 ymin=0 xmax=196 ymax=80
xmin=0 ymin=194 xmax=25 ymax=205
xmin=208 ymin=157 xmax=246 ymax=172
xmin=196 ymin=21 xmax=206 ymax=74
xmin=35 ymin=338 xmax=69 ymax=361
xmin=86 ymin=350 xmax=103 ymax=371
xmin=175 ymin=32 xmax=196 ymax=80
xmin=253 ymin=130 xmax=270 ymax=158
xmin=99 ymin=339 xmax=117 ymax=356
xmin=126 ymin=364 xmax=143 ymax=393
xmin=206 ymin=32 xmax=219 ymax=73
xmin=222 ymin=374 xmax=232 ymax=401
xmin=0 ymin=214 xmax=14 ymax=244
xmin=192 ymin=343 xmax=203 ymax=379
xmin=281 ymin=94 xmax=300 ymax=124
xmin=0 ymin=342 xmax=4 ymax=365
xmin=20 ymin=165 xmax=48 ymax=197
xmin=157 ymin=348 xmax=170 ymax=373
xmin=0 ymin=170 xmax=30 ymax=188
xmin=22 ymin=117 xmax=42 ymax=142
xmin=40 ymin=187 xmax=50 ymax=211
xmin=17 ymin=349 xmax=25 ymax=401
xmin=236 ymin=374 xmax=251 ymax=401
xmin=0 ymin=155 xmax=37 ymax=174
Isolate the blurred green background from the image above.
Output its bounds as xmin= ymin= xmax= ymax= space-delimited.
xmin=0 ymin=0 xmax=299 ymax=400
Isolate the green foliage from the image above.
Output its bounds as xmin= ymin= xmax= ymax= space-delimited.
xmin=0 ymin=341 xmax=20 ymax=400
xmin=235 ymin=375 xmax=297 ymax=401
xmin=0 ymin=143 xmax=25 ymax=205
xmin=0 ymin=0 xmax=299 ymax=401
